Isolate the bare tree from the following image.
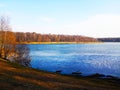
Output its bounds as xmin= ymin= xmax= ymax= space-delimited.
xmin=0 ymin=16 xmax=31 ymax=67
xmin=0 ymin=16 xmax=16 ymax=59
xmin=0 ymin=16 xmax=5 ymax=57
xmin=4 ymin=31 xmax=16 ymax=59
xmin=15 ymin=44 xmax=31 ymax=67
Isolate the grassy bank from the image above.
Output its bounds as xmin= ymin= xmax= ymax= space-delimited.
xmin=0 ymin=58 xmax=120 ymax=90
xmin=17 ymin=42 xmax=102 ymax=44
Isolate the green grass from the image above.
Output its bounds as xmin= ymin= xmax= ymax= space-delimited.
xmin=0 ymin=58 xmax=120 ymax=90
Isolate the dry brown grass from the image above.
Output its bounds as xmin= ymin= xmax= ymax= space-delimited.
xmin=0 ymin=58 xmax=120 ymax=90
xmin=16 ymin=41 xmax=101 ymax=45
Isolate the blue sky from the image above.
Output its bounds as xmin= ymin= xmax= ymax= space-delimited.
xmin=0 ymin=0 xmax=120 ymax=37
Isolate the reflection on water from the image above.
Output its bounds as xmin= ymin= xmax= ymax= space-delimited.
xmin=29 ymin=43 xmax=120 ymax=77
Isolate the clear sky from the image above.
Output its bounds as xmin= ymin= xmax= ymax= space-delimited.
xmin=0 ymin=0 xmax=120 ymax=38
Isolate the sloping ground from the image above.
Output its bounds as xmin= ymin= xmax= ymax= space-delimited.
xmin=0 ymin=58 xmax=120 ymax=90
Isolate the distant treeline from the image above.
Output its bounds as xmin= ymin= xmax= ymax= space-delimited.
xmin=14 ymin=32 xmax=98 ymax=42
xmin=98 ymin=38 xmax=120 ymax=42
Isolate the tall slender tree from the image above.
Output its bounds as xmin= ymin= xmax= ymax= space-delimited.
xmin=0 ymin=16 xmax=10 ymax=58
xmin=3 ymin=31 xmax=16 ymax=59
xmin=0 ymin=16 xmax=16 ymax=59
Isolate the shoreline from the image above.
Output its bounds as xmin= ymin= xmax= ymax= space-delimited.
xmin=16 ymin=41 xmax=103 ymax=44
xmin=0 ymin=58 xmax=120 ymax=90
xmin=44 ymin=69 xmax=120 ymax=79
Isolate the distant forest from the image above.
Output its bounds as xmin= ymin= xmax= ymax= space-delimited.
xmin=98 ymin=38 xmax=120 ymax=42
xmin=14 ymin=32 xmax=98 ymax=42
